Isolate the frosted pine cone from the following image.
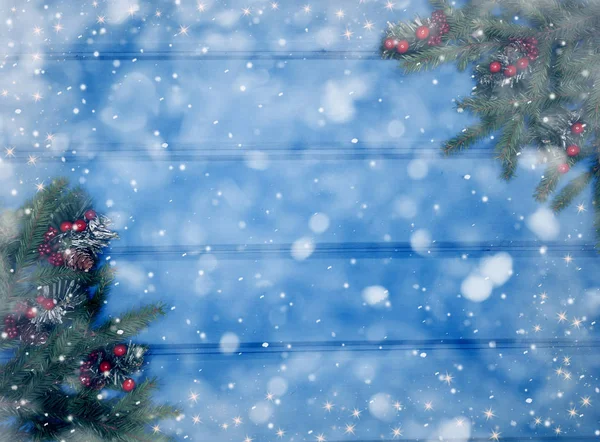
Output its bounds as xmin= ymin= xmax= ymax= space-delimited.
xmin=64 ymin=248 xmax=95 ymax=271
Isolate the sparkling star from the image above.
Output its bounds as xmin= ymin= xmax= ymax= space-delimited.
xmin=490 ymin=430 xmax=501 ymax=441
xmin=555 ymin=367 xmax=564 ymax=376
xmin=189 ymin=392 xmax=199 ymax=403
xmin=581 ymin=396 xmax=591 ymax=407
xmin=243 ymin=436 xmax=253 ymax=442
xmin=303 ymin=4 xmax=311 ymax=13
xmin=178 ymin=25 xmax=190 ymax=35
xmin=557 ymin=311 xmax=567 ymax=323
xmin=1 ymin=90 xmax=8 ymax=97
xmin=46 ymin=133 xmax=55 ymax=142
xmin=344 ymin=424 xmax=356 ymax=435
xmin=5 ymin=147 xmax=15 ymax=157
xmin=351 ymin=408 xmax=362 ymax=418
xmin=128 ymin=5 xmax=138 ymax=16
xmin=393 ymin=401 xmax=402 ymax=411
xmin=443 ymin=372 xmax=454 ymax=385
xmin=221 ymin=423 xmax=229 ymax=430
xmin=563 ymin=356 xmax=571 ymax=365
xmin=424 ymin=401 xmax=433 ymax=411
xmin=456 ymin=417 xmax=465 ymax=426
xmin=391 ymin=427 xmax=403 ymax=439
xmin=197 ymin=2 xmax=206 ymax=12
xmin=271 ymin=2 xmax=279 ymax=9
xmin=192 ymin=415 xmax=202 ymax=424
xmin=484 ymin=408 xmax=495 ymax=420
xmin=53 ymin=23 xmax=63 ymax=33
xmin=576 ymin=203 xmax=586 ymax=213
xmin=155 ymin=9 xmax=162 ymax=17
xmin=384 ymin=0 xmax=396 ymax=10
xmin=363 ymin=20 xmax=374 ymax=31
xmin=571 ymin=317 xmax=582 ymax=329
xmin=563 ymin=254 xmax=573 ymax=265
xmin=97 ymin=16 xmax=105 ymax=24
xmin=343 ymin=28 xmax=353 ymax=40
xmin=35 ymin=182 xmax=45 ymax=192
xmin=276 ymin=428 xmax=285 ymax=438
xmin=567 ymin=407 xmax=578 ymax=418
xmin=533 ymin=324 xmax=542 ymax=332
xmin=33 ymin=26 xmax=43 ymax=35
xmin=316 ymin=434 xmax=326 ymax=442
xmin=540 ymin=292 xmax=548 ymax=301
xmin=92 ymin=0 xmax=98 ymax=6
xmin=335 ymin=9 xmax=344 ymax=19
xmin=233 ymin=416 xmax=243 ymax=426
xmin=242 ymin=7 xmax=251 ymax=16
xmin=27 ymin=155 xmax=38 ymax=166
xmin=533 ymin=417 xmax=542 ymax=426
xmin=563 ymin=371 xmax=572 ymax=380
xmin=554 ymin=426 xmax=562 ymax=435
xmin=265 ymin=392 xmax=274 ymax=401
xmin=151 ymin=425 xmax=161 ymax=434
xmin=32 ymin=92 xmax=42 ymax=102
xmin=323 ymin=401 xmax=334 ymax=412
xmin=32 ymin=53 xmax=41 ymax=61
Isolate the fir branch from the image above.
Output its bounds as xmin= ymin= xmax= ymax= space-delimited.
xmin=13 ymin=179 xmax=68 ymax=273
xmin=94 ymin=303 xmax=167 ymax=345
xmin=551 ymin=170 xmax=593 ymax=212
xmin=86 ymin=265 xmax=115 ymax=321
xmin=496 ymin=113 xmax=526 ymax=179
xmin=400 ymin=41 xmax=503 ymax=73
xmin=17 ymin=264 xmax=101 ymax=286
xmin=443 ymin=115 xmax=507 ymax=154
xmin=534 ymin=169 xmax=561 ymax=203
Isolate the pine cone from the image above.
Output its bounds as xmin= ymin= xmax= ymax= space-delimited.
xmin=64 ymin=248 xmax=95 ymax=271
xmin=18 ymin=322 xmax=48 ymax=345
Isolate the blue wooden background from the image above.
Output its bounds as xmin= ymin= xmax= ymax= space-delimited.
xmin=1 ymin=0 xmax=599 ymax=440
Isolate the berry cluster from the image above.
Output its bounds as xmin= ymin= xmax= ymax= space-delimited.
xmin=488 ymin=36 xmax=539 ymax=78
xmin=383 ymin=9 xmax=449 ymax=53
xmin=79 ymin=344 xmax=137 ymax=392
xmin=428 ymin=10 xmax=450 ymax=46
xmin=38 ymin=226 xmax=63 ymax=266
xmin=38 ymin=209 xmax=98 ymax=267
xmin=3 ymin=315 xmax=18 ymax=339
xmin=508 ymin=37 xmax=539 ymax=60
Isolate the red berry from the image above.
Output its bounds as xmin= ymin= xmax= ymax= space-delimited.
xmin=516 ymin=57 xmax=529 ymax=70
xmin=36 ymin=295 xmax=46 ymax=304
xmin=84 ymin=210 xmax=97 ymax=220
xmin=113 ymin=344 xmax=127 ymax=357
xmin=122 ymin=378 xmax=136 ymax=392
xmin=489 ymin=61 xmax=502 ymax=73
xmin=99 ymin=361 xmax=112 ymax=373
xmin=416 ymin=25 xmax=430 ymax=40
xmin=79 ymin=375 xmax=92 ymax=387
xmin=571 ymin=122 xmax=585 ymax=134
xmin=60 ymin=221 xmax=73 ymax=232
xmin=72 ymin=219 xmax=87 ymax=232
xmin=557 ymin=163 xmax=570 ymax=174
xmin=42 ymin=298 xmax=56 ymax=311
xmin=504 ymin=65 xmax=517 ymax=77
xmin=384 ymin=38 xmax=396 ymax=50
xmin=567 ymin=145 xmax=580 ymax=157
xmin=48 ymin=252 xmax=64 ymax=266
xmin=26 ymin=307 xmax=38 ymax=319
xmin=396 ymin=40 xmax=409 ymax=53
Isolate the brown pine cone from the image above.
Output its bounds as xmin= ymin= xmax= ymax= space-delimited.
xmin=64 ymin=248 xmax=95 ymax=272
